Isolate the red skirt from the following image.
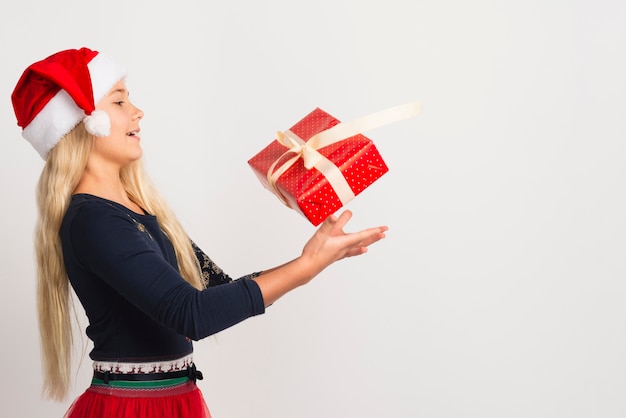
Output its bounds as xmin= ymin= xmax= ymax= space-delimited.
xmin=64 ymin=378 xmax=211 ymax=418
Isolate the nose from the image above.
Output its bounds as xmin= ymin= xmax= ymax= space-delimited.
xmin=133 ymin=105 xmax=144 ymax=121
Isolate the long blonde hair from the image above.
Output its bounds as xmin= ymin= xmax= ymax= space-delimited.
xmin=36 ymin=123 xmax=204 ymax=401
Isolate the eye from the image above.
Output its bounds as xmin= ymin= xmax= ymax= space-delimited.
xmin=114 ymin=101 xmax=125 ymax=106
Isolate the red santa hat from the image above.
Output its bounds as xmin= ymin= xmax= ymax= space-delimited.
xmin=11 ymin=47 xmax=127 ymax=159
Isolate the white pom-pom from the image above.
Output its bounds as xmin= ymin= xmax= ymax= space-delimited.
xmin=83 ymin=109 xmax=111 ymax=137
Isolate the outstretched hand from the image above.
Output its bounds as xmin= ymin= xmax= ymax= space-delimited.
xmin=302 ymin=210 xmax=388 ymax=267
xmin=253 ymin=210 xmax=388 ymax=307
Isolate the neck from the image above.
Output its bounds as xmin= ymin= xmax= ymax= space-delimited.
xmin=74 ymin=163 xmax=143 ymax=214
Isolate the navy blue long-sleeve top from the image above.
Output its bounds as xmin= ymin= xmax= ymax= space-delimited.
xmin=60 ymin=194 xmax=265 ymax=362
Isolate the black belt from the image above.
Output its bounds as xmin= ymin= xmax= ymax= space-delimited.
xmin=93 ymin=363 xmax=203 ymax=384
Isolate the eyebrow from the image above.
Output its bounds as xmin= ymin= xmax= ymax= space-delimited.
xmin=108 ymin=88 xmax=129 ymax=96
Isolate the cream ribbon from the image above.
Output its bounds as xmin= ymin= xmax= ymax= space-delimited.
xmin=267 ymin=102 xmax=422 ymax=208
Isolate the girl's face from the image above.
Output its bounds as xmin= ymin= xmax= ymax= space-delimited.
xmin=92 ymin=80 xmax=144 ymax=167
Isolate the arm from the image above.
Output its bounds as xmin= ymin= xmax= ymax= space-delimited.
xmin=66 ymin=205 xmax=265 ymax=340
xmin=253 ymin=210 xmax=387 ymax=306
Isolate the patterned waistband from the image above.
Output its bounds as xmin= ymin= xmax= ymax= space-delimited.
xmin=93 ymin=353 xmax=194 ymax=374
xmin=91 ymin=354 xmax=202 ymax=388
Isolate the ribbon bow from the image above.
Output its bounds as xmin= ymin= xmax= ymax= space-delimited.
xmin=275 ymin=130 xmax=325 ymax=170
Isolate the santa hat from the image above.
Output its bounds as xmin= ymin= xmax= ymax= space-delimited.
xmin=11 ymin=47 xmax=127 ymax=159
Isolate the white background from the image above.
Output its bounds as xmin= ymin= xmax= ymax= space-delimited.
xmin=1 ymin=1 xmax=625 ymax=417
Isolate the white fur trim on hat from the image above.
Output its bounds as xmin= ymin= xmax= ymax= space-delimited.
xmin=22 ymin=90 xmax=85 ymax=159
xmin=22 ymin=52 xmax=126 ymax=160
xmin=89 ymin=53 xmax=127 ymax=107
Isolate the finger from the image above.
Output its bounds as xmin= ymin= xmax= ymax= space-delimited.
xmin=332 ymin=210 xmax=353 ymax=231
xmin=345 ymin=246 xmax=369 ymax=258
xmin=318 ymin=210 xmax=351 ymax=234
xmin=317 ymin=213 xmax=338 ymax=232
xmin=352 ymin=226 xmax=388 ymax=247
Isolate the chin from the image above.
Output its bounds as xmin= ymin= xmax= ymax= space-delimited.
xmin=123 ymin=152 xmax=143 ymax=166
xmin=131 ymin=147 xmax=143 ymax=160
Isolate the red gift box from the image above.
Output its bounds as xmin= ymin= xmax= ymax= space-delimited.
xmin=248 ymin=103 xmax=421 ymax=226
xmin=247 ymin=108 xmax=382 ymax=226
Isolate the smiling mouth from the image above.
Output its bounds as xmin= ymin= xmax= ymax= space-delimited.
xmin=127 ymin=130 xmax=140 ymax=137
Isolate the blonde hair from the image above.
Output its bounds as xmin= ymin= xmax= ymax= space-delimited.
xmin=36 ymin=123 xmax=204 ymax=401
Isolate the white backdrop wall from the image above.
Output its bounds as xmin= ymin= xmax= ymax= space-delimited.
xmin=2 ymin=1 xmax=625 ymax=417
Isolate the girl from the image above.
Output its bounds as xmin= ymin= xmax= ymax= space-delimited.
xmin=11 ymin=47 xmax=387 ymax=417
